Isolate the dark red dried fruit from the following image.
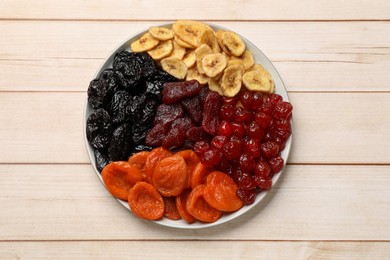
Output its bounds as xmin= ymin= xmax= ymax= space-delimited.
xmin=246 ymin=121 xmax=264 ymax=140
xmin=202 ymin=91 xmax=222 ymax=135
xmin=211 ymin=135 xmax=228 ymax=151
xmin=236 ymin=187 xmax=256 ymax=205
xmin=234 ymin=106 xmax=252 ymax=123
xmin=181 ymin=95 xmax=202 ymax=123
xmin=253 ymin=175 xmax=272 ymax=190
xmin=230 ymin=122 xmax=246 ymax=138
xmin=220 ymin=104 xmax=234 ymax=122
xmin=269 ymin=156 xmax=284 ymax=174
xmin=261 ymin=141 xmax=280 ymax=159
xmin=238 ymin=154 xmax=255 ymax=172
xmin=153 ymin=103 xmax=184 ymax=127
xmin=145 ymin=123 xmax=169 ymax=147
xmin=244 ymin=138 xmax=261 ymax=158
xmin=193 ymin=141 xmax=210 ymax=156
xmin=274 ymin=101 xmax=293 ymax=120
xmin=254 ymin=112 xmax=272 ymax=129
xmin=162 ymin=80 xmax=202 ymax=104
xmin=200 ymin=148 xmax=221 ymax=167
xmin=162 ymin=117 xmax=193 ymax=149
xmin=254 ymin=160 xmax=271 ymax=178
xmin=186 ymin=127 xmax=212 ymax=142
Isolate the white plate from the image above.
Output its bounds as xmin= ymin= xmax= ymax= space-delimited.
xmin=84 ymin=22 xmax=292 ymax=229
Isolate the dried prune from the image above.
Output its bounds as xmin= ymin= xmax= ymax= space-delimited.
xmin=162 ymin=117 xmax=193 ymax=149
xmin=153 ymin=103 xmax=184 ymax=127
xmin=186 ymin=127 xmax=212 ymax=142
xmin=152 ymin=70 xmax=178 ymax=83
xmin=135 ymin=52 xmax=158 ymax=79
xmin=88 ymin=78 xmax=109 ymax=109
xmin=86 ymin=108 xmax=112 ymax=150
xmin=162 ymin=80 xmax=202 ymax=104
xmin=132 ymin=123 xmax=151 ymax=145
xmin=145 ymin=123 xmax=170 ymax=147
xmin=109 ymin=91 xmax=132 ymax=125
xmin=181 ymin=95 xmax=202 ymax=123
xmin=130 ymin=94 xmax=147 ymax=122
xmin=113 ymin=50 xmax=142 ymax=90
xmin=94 ymin=149 xmax=110 ymax=172
xmin=140 ymin=99 xmax=158 ymax=125
xmin=107 ymin=123 xmax=132 ymax=161
xmin=132 ymin=144 xmax=153 ymax=154
xmin=145 ymin=80 xmax=163 ymax=100
xmin=202 ymin=91 xmax=222 ymax=135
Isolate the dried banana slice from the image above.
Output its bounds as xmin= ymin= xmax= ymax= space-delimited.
xmin=220 ymin=64 xmax=243 ymax=97
xmin=174 ymin=35 xmax=195 ymax=49
xmin=227 ymin=60 xmax=245 ymax=74
xmin=200 ymin=29 xmax=221 ymax=53
xmin=160 ymin=57 xmax=188 ymax=80
xmin=208 ymin=77 xmax=224 ymax=95
xmin=172 ymin=20 xmax=207 ymax=48
xmin=131 ymin=32 xmax=160 ymax=52
xmin=169 ymin=40 xmax=187 ymax=60
xmin=182 ymin=49 xmax=196 ymax=68
xmin=147 ymin=40 xmax=174 ymax=60
xmin=242 ymin=70 xmax=274 ymax=93
xmin=246 ymin=63 xmax=265 ymax=73
xmin=149 ymin=27 xmax=174 ymax=41
xmin=195 ymin=44 xmax=213 ymax=74
xmin=219 ymin=31 xmax=245 ymax=57
xmin=201 ymin=53 xmax=227 ymax=78
xmin=186 ymin=67 xmax=209 ymax=85
xmin=231 ymin=50 xmax=254 ymax=70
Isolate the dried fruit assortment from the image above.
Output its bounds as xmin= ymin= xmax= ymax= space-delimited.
xmin=86 ymin=20 xmax=293 ymax=225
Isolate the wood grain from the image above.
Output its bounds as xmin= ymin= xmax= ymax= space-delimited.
xmin=1 ymin=92 xmax=389 ymax=164
xmin=0 ymin=21 xmax=389 ymax=91
xmin=0 ymin=0 xmax=389 ymax=20
xmin=0 ymin=164 xmax=389 ymax=241
xmin=0 ymin=241 xmax=389 ymax=259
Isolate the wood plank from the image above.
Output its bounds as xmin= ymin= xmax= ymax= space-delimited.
xmin=0 ymin=164 xmax=389 ymax=240
xmin=1 ymin=92 xmax=390 ymax=164
xmin=0 ymin=0 xmax=389 ymax=20
xmin=0 ymin=21 xmax=390 ymax=91
xmin=0 ymin=241 xmax=389 ymax=260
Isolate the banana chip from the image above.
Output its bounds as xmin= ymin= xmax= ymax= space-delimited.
xmin=147 ymin=40 xmax=174 ymax=60
xmin=186 ymin=67 xmax=209 ymax=85
xmin=182 ymin=49 xmax=196 ymax=68
xmin=161 ymin=57 xmax=188 ymax=80
xmin=220 ymin=64 xmax=243 ymax=97
xmin=173 ymin=20 xmax=208 ymax=48
xmin=195 ymin=44 xmax=213 ymax=74
xmin=131 ymin=32 xmax=160 ymax=52
xmin=202 ymin=53 xmax=227 ymax=78
xmin=149 ymin=27 xmax=174 ymax=41
xmin=242 ymin=70 xmax=274 ymax=93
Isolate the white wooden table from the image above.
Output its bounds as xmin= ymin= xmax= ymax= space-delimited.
xmin=1 ymin=1 xmax=390 ymax=259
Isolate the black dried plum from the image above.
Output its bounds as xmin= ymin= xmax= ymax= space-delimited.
xmin=109 ymin=90 xmax=132 ymax=125
xmin=88 ymin=78 xmax=109 ymax=109
xmin=145 ymin=80 xmax=163 ymax=100
xmin=181 ymin=95 xmax=202 ymax=123
xmin=153 ymin=103 xmax=184 ymax=127
xmin=94 ymin=149 xmax=111 ymax=172
xmin=140 ymin=99 xmax=158 ymax=125
xmin=86 ymin=108 xmax=112 ymax=150
xmin=152 ymin=70 xmax=179 ymax=83
xmin=135 ymin=52 xmax=158 ymax=79
xmin=113 ymin=50 xmax=142 ymax=90
xmin=162 ymin=80 xmax=202 ymax=104
xmin=130 ymin=94 xmax=147 ymax=122
xmin=108 ymin=123 xmax=132 ymax=161
xmin=131 ymin=123 xmax=151 ymax=145
xmin=132 ymin=144 xmax=153 ymax=154
xmin=99 ymin=69 xmax=118 ymax=94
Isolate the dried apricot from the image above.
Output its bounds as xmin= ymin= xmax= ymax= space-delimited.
xmin=163 ymin=196 xmax=181 ymax=220
xmin=128 ymin=151 xmax=150 ymax=179
xmin=153 ymin=155 xmax=188 ymax=197
xmin=203 ymin=171 xmax=243 ymax=212
xmin=128 ymin=181 xmax=164 ymax=220
xmin=144 ymin=147 xmax=172 ymax=183
xmin=186 ymin=184 xmax=222 ymax=223
xmin=176 ymin=189 xmax=196 ymax=224
xmin=175 ymin=150 xmax=200 ymax=187
xmin=102 ymin=161 xmax=144 ymax=201
xmin=190 ymin=162 xmax=213 ymax=189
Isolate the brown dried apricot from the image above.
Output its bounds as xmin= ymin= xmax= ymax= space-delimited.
xmin=186 ymin=184 xmax=222 ymax=223
xmin=176 ymin=189 xmax=196 ymax=224
xmin=203 ymin=171 xmax=243 ymax=212
xmin=102 ymin=161 xmax=144 ymax=201
xmin=144 ymin=147 xmax=172 ymax=183
xmin=128 ymin=181 xmax=164 ymax=220
xmin=152 ymin=155 xmax=188 ymax=197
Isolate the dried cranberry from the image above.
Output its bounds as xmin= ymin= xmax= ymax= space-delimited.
xmin=239 ymin=90 xmax=253 ymax=110
xmin=201 ymin=148 xmax=221 ymax=166
xmin=254 ymin=112 xmax=272 ymax=129
xmin=253 ymin=175 xmax=272 ymax=190
xmin=218 ymin=121 xmax=232 ymax=137
xmin=261 ymin=141 xmax=280 ymax=159
xmin=211 ymin=135 xmax=228 ymax=151
xmin=274 ymin=101 xmax=293 ymax=120
xmin=246 ymin=121 xmax=264 ymax=140
xmin=222 ymin=140 xmax=242 ymax=160
xmin=237 ymin=187 xmax=256 ymax=205
xmin=254 ymin=160 xmax=271 ymax=178
xmin=223 ymin=96 xmax=238 ymax=106
xmin=230 ymin=122 xmax=246 ymax=138
xmin=269 ymin=156 xmax=284 ymax=174
xmin=239 ymin=154 xmax=255 ymax=172
xmin=193 ymin=141 xmax=210 ymax=156
xmin=237 ymin=173 xmax=256 ymax=191
xmin=259 ymin=101 xmax=274 ymax=115
xmin=267 ymin=94 xmax=283 ymax=108
xmin=220 ymin=104 xmax=234 ymax=121
xmin=244 ymin=138 xmax=261 ymax=158
xmin=234 ymin=106 xmax=253 ymax=123
xmin=251 ymin=92 xmax=263 ymax=110
xmin=273 ymin=119 xmax=291 ymax=133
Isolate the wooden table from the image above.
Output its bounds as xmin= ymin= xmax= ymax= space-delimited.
xmin=1 ymin=1 xmax=390 ymax=259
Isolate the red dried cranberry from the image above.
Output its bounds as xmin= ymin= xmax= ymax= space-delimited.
xmin=234 ymin=106 xmax=253 ymax=123
xmin=211 ymin=135 xmax=228 ymax=150
xmin=218 ymin=120 xmax=232 ymax=137
xmin=253 ymin=175 xmax=272 ymax=190
xmin=267 ymin=94 xmax=283 ymax=108
xmin=274 ymin=101 xmax=293 ymax=120
xmin=237 ymin=173 xmax=256 ymax=190
xmin=246 ymin=121 xmax=265 ymax=140
xmin=239 ymin=90 xmax=253 ymax=110
xmin=274 ymin=136 xmax=286 ymax=151
xmin=261 ymin=141 xmax=280 ymax=159
xmin=254 ymin=112 xmax=272 ymax=129
xmin=217 ymin=156 xmax=231 ymax=173
xmin=259 ymin=101 xmax=274 ymax=115
xmin=193 ymin=141 xmax=210 ymax=156
xmin=239 ymin=154 xmax=255 ymax=172
xmin=273 ymin=119 xmax=291 ymax=133
xmin=269 ymin=156 xmax=284 ymax=174
xmin=222 ymin=140 xmax=242 ymax=160
xmin=251 ymin=92 xmax=263 ymax=110
xmin=201 ymin=148 xmax=221 ymax=166
xmin=220 ymin=104 xmax=234 ymax=121
xmin=237 ymin=187 xmax=256 ymax=205
xmin=244 ymin=138 xmax=261 ymax=158
xmin=254 ymin=160 xmax=271 ymax=178
xmin=230 ymin=122 xmax=246 ymax=138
